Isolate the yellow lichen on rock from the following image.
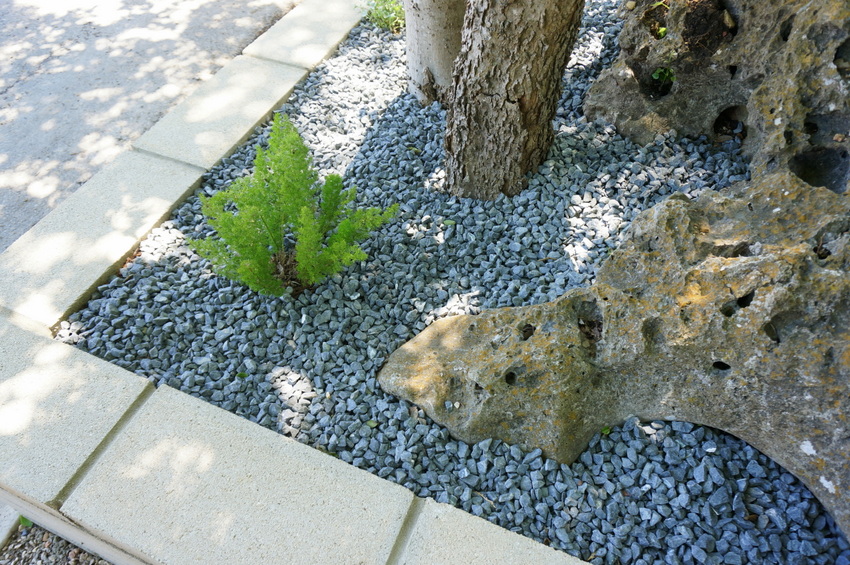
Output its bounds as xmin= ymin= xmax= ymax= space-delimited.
xmin=378 ymin=169 xmax=850 ymax=536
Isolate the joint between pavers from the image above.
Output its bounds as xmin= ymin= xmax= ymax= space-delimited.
xmin=49 ymin=383 xmax=157 ymax=510
xmin=43 ymin=259 xmax=137 ymax=336
xmin=241 ymin=53 xmax=311 ymax=71
xmin=384 ymin=496 xmax=426 ymax=565
xmin=129 ymin=146 xmax=208 ymax=175
xmin=0 ymin=306 xmax=52 ymax=338
xmin=0 ymin=504 xmax=19 ymax=548
xmin=0 ymin=486 xmax=153 ymax=565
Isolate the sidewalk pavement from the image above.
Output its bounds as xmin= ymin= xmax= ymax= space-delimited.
xmin=0 ymin=0 xmax=296 ymax=253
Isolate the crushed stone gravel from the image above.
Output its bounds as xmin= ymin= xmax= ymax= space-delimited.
xmin=54 ymin=3 xmax=850 ymax=564
xmin=0 ymin=524 xmax=109 ymax=565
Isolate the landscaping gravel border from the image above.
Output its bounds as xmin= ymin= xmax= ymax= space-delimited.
xmin=57 ymin=2 xmax=850 ymax=563
xmin=0 ymin=524 xmax=108 ymax=565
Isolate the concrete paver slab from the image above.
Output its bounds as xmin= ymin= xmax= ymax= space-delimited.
xmin=62 ymin=385 xmax=414 ymax=564
xmin=243 ymin=0 xmax=363 ymax=68
xmin=0 ymin=315 xmax=151 ymax=505
xmin=396 ymin=498 xmax=586 ymax=565
xmin=0 ymin=150 xmax=204 ymax=330
xmin=0 ymin=504 xmax=18 ymax=548
xmin=0 ymin=490 xmax=148 ymax=565
xmin=133 ymin=56 xmax=308 ymax=170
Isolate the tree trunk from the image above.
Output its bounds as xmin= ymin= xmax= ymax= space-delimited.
xmin=444 ymin=0 xmax=585 ymax=199
xmin=402 ymin=0 xmax=466 ymax=105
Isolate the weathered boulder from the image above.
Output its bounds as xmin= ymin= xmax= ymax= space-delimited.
xmin=584 ymin=0 xmax=850 ymax=195
xmin=378 ymin=170 xmax=850 ymax=535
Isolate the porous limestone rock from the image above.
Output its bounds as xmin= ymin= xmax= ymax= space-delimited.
xmin=378 ymin=170 xmax=850 ymax=535
xmin=584 ymin=0 xmax=850 ymax=195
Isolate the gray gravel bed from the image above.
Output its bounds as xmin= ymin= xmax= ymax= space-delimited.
xmin=0 ymin=524 xmax=109 ymax=565
xmin=57 ymin=2 xmax=850 ymax=564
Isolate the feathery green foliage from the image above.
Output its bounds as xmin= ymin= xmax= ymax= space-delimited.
xmin=191 ymin=114 xmax=397 ymax=296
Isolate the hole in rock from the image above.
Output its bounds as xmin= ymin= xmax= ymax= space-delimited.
xmin=504 ymin=371 xmax=517 ymax=386
xmin=713 ymin=106 xmax=748 ymax=141
xmin=712 ymin=240 xmax=751 ymax=258
xmin=813 ymin=233 xmax=833 ymax=259
xmin=720 ymin=301 xmax=737 ymax=317
xmin=683 ymin=0 xmax=736 ymax=57
xmin=737 ymin=291 xmax=755 ymax=308
xmin=641 ymin=0 xmax=668 ymax=40
xmin=520 ymin=323 xmax=535 ymax=341
xmin=641 ymin=317 xmax=665 ymax=351
xmin=577 ymin=299 xmax=603 ymax=356
xmin=784 ymin=130 xmax=794 ymax=145
xmin=712 ymin=361 xmax=732 ymax=371
xmin=779 ymin=15 xmax=794 ymax=42
xmin=763 ymin=322 xmax=780 ymax=343
xmin=823 ymin=347 xmax=836 ymax=369
xmin=644 ymin=68 xmax=676 ymax=99
xmin=814 ymin=244 xmax=832 ymax=260
xmin=578 ymin=318 xmax=603 ymax=343
xmin=728 ymin=65 xmax=738 ymax=79
xmin=834 ymin=38 xmax=850 ymax=80
xmin=790 ymin=147 xmax=850 ymax=194
xmin=804 ymin=112 xmax=850 ymax=145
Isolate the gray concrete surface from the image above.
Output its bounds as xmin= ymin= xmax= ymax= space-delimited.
xmin=62 ymin=385 xmax=415 ymax=564
xmin=0 ymin=504 xmax=17 ymax=548
xmin=0 ymin=314 xmax=152 ymax=504
xmin=0 ymin=0 xmax=296 ymax=253
xmin=0 ymin=149 xmax=205 ymax=330
xmin=133 ymin=55 xmax=308 ymax=168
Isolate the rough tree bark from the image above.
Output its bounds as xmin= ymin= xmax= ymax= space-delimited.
xmin=402 ymin=0 xmax=465 ymax=104
xmin=443 ymin=0 xmax=586 ymax=199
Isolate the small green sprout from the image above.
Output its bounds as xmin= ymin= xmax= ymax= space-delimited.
xmin=652 ymin=67 xmax=676 ymax=84
xmin=601 ymin=426 xmax=612 ymax=435
xmin=362 ymin=0 xmax=405 ymax=33
xmin=19 ymin=516 xmax=33 ymax=528
xmin=656 ymin=26 xmax=668 ymax=38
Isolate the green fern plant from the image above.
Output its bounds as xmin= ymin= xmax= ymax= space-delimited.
xmin=191 ymin=114 xmax=397 ymax=296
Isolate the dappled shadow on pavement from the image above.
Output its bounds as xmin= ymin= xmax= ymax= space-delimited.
xmin=0 ymin=0 xmax=294 ymax=252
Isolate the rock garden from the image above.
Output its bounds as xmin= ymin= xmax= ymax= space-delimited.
xmin=54 ymin=0 xmax=849 ymax=563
